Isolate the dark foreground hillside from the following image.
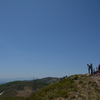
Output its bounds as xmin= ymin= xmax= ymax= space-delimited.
xmin=27 ymin=74 xmax=100 ymax=100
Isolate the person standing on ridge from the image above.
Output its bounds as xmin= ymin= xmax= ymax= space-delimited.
xmin=87 ymin=64 xmax=91 ymax=74
xmin=98 ymin=64 xmax=100 ymax=73
xmin=87 ymin=63 xmax=93 ymax=74
xmin=90 ymin=63 xmax=93 ymax=75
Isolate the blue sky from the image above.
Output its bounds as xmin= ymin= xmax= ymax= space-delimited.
xmin=0 ymin=0 xmax=100 ymax=79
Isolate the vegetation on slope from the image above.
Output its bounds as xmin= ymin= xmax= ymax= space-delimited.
xmin=0 ymin=96 xmax=25 ymax=100
xmin=0 ymin=77 xmax=59 ymax=99
xmin=27 ymin=74 xmax=100 ymax=100
xmin=1 ymin=74 xmax=100 ymax=100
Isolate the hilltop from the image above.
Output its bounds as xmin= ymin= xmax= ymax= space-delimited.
xmin=27 ymin=74 xmax=100 ymax=100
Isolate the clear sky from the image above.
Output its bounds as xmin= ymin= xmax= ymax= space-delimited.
xmin=0 ymin=0 xmax=100 ymax=79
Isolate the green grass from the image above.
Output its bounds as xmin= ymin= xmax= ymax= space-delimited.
xmin=28 ymin=77 xmax=76 ymax=100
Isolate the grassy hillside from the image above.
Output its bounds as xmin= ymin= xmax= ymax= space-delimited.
xmin=1 ymin=74 xmax=100 ymax=100
xmin=0 ymin=77 xmax=59 ymax=99
xmin=27 ymin=74 xmax=100 ymax=100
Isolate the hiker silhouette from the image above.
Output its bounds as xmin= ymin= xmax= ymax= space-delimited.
xmin=87 ymin=63 xmax=93 ymax=74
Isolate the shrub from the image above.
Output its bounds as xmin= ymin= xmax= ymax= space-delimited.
xmin=70 ymin=95 xmax=76 ymax=99
xmin=74 ymin=75 xmax=78 ymax=80
xmin=79 ymin=81 xmax=83 ymax=84
xmin=57 ymin=90 xmax=68 ymax=98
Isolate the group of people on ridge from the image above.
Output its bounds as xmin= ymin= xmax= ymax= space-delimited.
xmin=87 ymin=63 xmax=100 ymax=75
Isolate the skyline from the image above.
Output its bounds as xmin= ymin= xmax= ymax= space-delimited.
xmin=0 ymin=0 xmax=100 ymax=79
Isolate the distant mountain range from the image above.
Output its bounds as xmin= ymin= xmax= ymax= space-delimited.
xmin=0 ymin=77 xmax=33 ymax=84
